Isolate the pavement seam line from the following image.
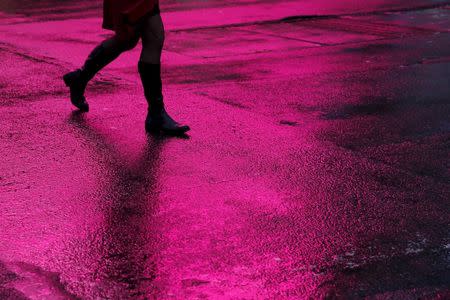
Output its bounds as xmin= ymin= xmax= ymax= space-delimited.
xmin=168 ymin=3 xmax=450 ymax=33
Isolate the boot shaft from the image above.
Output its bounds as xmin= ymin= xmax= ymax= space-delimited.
xmin=79 ymin=40 xmax=124 ymax=84
xmin=138 ymin=61 xmax=164 ymax=112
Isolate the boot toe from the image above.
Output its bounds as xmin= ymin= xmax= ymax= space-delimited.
xmin=178 ymin=125 xmax=190 ymax=133
xmin=162 ymin=124 xmax=190 ymax=136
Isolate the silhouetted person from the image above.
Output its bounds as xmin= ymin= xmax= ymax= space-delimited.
xmin=63 ymin=0 xmax=190 ymax=135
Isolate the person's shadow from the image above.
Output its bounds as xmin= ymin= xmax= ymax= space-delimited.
xmin=67 ymin=111 xmax=175 ymax=297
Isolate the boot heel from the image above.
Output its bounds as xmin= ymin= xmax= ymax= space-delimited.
xmin=63 ymin=71 xmax=79 ymax=87
xmin=145 ymin=122 xmax=161 ymax=133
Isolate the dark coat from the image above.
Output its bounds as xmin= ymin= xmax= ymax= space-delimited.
xmin=103 ymin=0 xmax=158 ymax=31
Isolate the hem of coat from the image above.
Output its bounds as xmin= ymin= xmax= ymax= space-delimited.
xmin=102 ymin=24 xmax=115 ymax=31
xmin=102 ymin=5 xmax=160 ymax=32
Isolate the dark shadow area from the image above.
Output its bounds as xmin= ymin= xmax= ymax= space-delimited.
xmin=0 ymin=261 xmax=28 ymax=300
xmin=314 ymin=249 xmax=450 ymax=299
xmin=309 ymin=57 xmax=450 ymax=298
xmin=66 ymin=111 xmax=170 ymax=298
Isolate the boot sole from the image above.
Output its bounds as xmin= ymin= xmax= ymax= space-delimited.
xmin=63 ymin=72 xmax=77 ymax=87
xmin=145 ymin=124 xmax=190 ymax=136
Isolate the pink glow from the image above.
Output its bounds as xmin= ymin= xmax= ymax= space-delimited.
xmin=1 ymin=0 xmax=449 ymax=298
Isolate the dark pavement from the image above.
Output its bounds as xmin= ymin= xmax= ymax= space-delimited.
xmin=0 ymin=1 xmax=450 ymax=299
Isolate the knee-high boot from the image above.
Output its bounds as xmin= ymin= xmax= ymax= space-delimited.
xmin=138 ymin=61 xmax=190 ymax=134
xmin=63 ymin=41 xmax=122 ymax=112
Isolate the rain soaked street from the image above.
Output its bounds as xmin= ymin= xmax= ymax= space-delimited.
xmin=1 ymin=0 xmax=450 ymax=299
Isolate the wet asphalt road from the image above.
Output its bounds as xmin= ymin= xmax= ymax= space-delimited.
xmin=1 ymin=1 xmax=450 ymax=299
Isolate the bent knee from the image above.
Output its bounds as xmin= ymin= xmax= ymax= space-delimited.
xmin=117 ymin=33 xmax=140 ymax=51
xmin=114 ymin=32 xmax=140 ymax=51
xmin=141 ymin=16 xmax=165 ymax=48
xmin=121 ymin=36 xmax=140 ymax=51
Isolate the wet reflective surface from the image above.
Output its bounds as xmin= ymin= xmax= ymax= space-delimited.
xmin=1 ymin=0 xmax=450 ymax=299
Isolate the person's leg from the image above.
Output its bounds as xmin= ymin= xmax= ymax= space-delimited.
xmin=138 ymin=14 xmax=189 ymax=134
xmin=139 ymin=12 xmax=165 ymax=64
xmin=63 ymin=30 xmax=140 ymax=112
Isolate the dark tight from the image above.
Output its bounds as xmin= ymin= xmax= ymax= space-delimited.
xmin=93 ymin=13 xmax=165 ymax=69
xmin=139 ymin=14 xmax=165 ymax=64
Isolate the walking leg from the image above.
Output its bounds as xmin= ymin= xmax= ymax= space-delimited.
xmin=138 ymin=14 xmax=189 ymax=134
xmin=63 ymin=33 xmax=140 ymax=111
